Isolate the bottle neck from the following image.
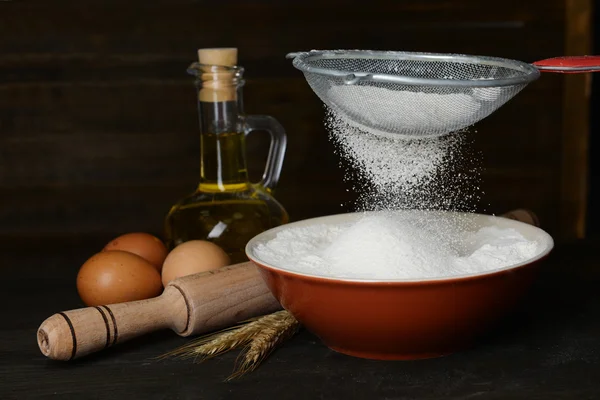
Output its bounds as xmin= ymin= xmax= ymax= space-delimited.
xmin=197 ymin=93 xmax=250 ymax=192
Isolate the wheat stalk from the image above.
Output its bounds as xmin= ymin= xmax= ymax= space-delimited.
xmin=159 ymin=320 xmax=263 ymax=362
xmin=227 ymin=310 xmax=300 ymax=380
xmin=158 ymin=310 xmax=302 ymax=379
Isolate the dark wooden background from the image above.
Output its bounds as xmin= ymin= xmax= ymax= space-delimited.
xmin=588 ymin=2 xmax=600 ymax=238
xmin=0 ymin=0 xmax=594 ymax=244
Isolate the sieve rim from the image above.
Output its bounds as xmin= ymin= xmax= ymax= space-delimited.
xmin=287 ymin=49 xmax=541 ymax=88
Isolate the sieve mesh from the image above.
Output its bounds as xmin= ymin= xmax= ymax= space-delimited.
xmin=290 ymin=50 xmax=540 ymax=137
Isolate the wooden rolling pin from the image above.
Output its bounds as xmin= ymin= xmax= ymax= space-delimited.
xmin=37 ymin=262 xmax=281 ymax=361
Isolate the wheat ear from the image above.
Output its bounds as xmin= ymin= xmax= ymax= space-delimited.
xmin=158 ymin=310 xmax=301 ymax=374
xmin=157 ymin=316 xmax=268 ymax=362
xmin=227 ymin=310 xmax=301 ymax=380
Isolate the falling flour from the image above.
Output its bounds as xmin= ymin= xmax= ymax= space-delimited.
xmin=254 ymin=212 xmax=545 ymax=280
xmin=326 ymin=109 xmax=482 ymax=212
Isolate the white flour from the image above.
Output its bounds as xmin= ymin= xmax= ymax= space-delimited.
xmin=327 ymin=85 xmax=482 ymax=136
xmin=254 ymin=212 xmax=544 ymax=280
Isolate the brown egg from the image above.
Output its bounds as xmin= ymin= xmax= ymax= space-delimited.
xmin=161 ymin=240 xmax=231 ymax=286
xmin=77 ymin=250 xmax=163 ymax=306
xmin=103 ymin=232 xmax=168 ymax=272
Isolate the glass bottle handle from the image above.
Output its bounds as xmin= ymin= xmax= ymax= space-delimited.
xmin=244 ymin=115 xmax=287 ymax=191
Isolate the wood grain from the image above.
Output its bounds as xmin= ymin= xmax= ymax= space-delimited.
xmin=4 ymin=235 xmax=600 ymax=398
xmin=0 ymin=0 xmax=591 ymax=241
xmin=561 ymin=0 xmax=592 ymax=239
xmin=37 ymin=261 xmax=281 ymax=361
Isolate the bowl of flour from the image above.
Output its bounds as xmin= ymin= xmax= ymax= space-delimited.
xmin=246 ymin=210 xmax=553 ymax=360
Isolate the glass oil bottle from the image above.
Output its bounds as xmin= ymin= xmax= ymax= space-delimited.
xmin=164 ymin=48 xmax=288 ymax=263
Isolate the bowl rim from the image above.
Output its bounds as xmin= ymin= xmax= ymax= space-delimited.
xmin=245 ymin=210 xmax=555 ymax=285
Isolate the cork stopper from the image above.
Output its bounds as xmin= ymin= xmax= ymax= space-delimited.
xmin=197 ymin=48 xmax=238 ymax=67
xmin=197 ymin=47 xmax=238 ymax=102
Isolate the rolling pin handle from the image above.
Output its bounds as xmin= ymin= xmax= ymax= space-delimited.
xmin=37 ymin=287 xmax=187 ymax=361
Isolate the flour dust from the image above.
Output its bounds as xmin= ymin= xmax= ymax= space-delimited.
xmin=325 ymin=108 xmax=483 ymax=214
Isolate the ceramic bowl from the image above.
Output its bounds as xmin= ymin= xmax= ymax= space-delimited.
xmin=246 ymin=211 xmax=554 ymax=360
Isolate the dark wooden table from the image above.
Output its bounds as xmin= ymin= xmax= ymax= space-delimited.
xmin=2 ymin=237 xmax=599 ymax=399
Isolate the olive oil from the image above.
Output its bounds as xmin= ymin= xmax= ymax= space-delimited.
xmin=165 ymin=132 xmax=288 ymax=263
xmin=164 ymin=49 xmax=288 ymax=262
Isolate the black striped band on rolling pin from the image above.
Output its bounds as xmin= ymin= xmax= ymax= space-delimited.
xmin=58 ymin=305 xmax=119 ymax=360
xmin=93 ymin=307 xmax=111 ymax=349
xmin=94 ymin=305 xmax=118 ymax=348
xmin=57 ymin=312 xmax=77 ymax=361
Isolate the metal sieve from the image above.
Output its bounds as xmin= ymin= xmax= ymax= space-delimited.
xmin=286 ymin=50 xmax=600 ymax=138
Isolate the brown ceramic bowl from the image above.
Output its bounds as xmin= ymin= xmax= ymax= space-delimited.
xmin=246 ymin=211 xmax=554 ymax=360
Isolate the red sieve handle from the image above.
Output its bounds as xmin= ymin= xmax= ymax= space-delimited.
xmin=532 ymin=55 xmax=600 ymax=73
